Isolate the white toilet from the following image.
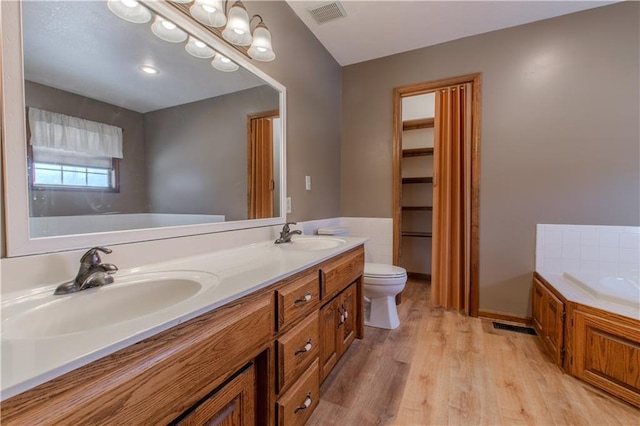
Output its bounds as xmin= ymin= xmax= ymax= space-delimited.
xmin=317 ymin=227 xmax=407 ymax=330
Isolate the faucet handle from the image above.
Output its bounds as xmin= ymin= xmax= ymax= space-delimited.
xmin=283 ymin=222 xmax=297 ymax=232
xmin=80 ymin=247 xmax=112 ymax=267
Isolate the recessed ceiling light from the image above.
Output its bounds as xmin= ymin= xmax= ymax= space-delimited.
xmin=140 ymin=65 xmax=159 ymax=75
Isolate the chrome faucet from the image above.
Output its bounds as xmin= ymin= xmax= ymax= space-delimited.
xmin=275 ymin=222 xmax=302 ymax=244
xmin=54 ymin=247 xmax=118 ymax=295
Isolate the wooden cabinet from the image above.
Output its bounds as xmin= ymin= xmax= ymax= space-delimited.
xmin=319 ymin=282 xmax=358 ymax=382
xmin=532 ymin=276 xmax=565 ymax=366
xmin=276 ymin=359 xmax=320 ymax=426
xmin=532 ymin=273 xmax=640 ymax=408
xmin=339 ymin=282 xmax=357 ymax=353
xmin=276 ymin=313 xmax=319 ymax=393
xmin=320 ymin=248 xmax=364 ymax=300
xmin=173 ymin=363 xmax=255 ymax=426
xmin=572 ymin=308 xmax=640 ymax=407
xmin=319 ymin=296 xmax=340 ymax=380
xmin=276 ymin=270 xmax=320 ymax=331
xmin=1 ymin=245 xmax=365 ymax=425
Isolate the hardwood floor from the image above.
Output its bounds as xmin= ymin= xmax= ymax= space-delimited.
xmin=307 ymin=279 xmax=639 ymax=425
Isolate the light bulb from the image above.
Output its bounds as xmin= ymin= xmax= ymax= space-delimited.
xmin=195 ymin=40 xmax=206 ymax=48
xmin=151 ymin=15 xmax=188 ymax=43
xmin=140 ymin=65 xmax=159 ymax=74
xmin=161 ymin=20 xmax=176 ymax=30
xmin=202 ymin=5 xmax=216 ymax=13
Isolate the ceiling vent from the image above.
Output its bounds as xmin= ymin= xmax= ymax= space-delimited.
xmin=307 ymin=1 xmax=347 ymax=25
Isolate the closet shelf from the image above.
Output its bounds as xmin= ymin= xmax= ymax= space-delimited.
xmin=402 ymin=206 xmax=433 ymax=211
xmin=402 ymin=177 xmax=433 ymax=184
xmin=402 ymin=118 xmax=435 ymax=131
xmin=401 ymin=231 xmax=433 ymax=238
xmin=402 ymin=147 xmax=434 ymax=157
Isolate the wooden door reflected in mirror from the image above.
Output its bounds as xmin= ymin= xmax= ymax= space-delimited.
xmin=248 ymin=110 xmax=280 ymax=219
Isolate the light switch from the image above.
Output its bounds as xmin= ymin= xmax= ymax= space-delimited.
xmin=305 ymin=176 xmax=311 ymax=191
xmin=286 ymin=197 xmax=292 ymax=213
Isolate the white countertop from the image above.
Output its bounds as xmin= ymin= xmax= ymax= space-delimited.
xmin=0 ymin=236 xmax=366 ymax=400
xmin=536 ymin=270 xmax=640 ymax=320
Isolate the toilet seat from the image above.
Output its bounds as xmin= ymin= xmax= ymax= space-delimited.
xmin=364 ymin=263 xmax=407 ymax=279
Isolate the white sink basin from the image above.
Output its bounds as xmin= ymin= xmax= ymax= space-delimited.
xmin=1 ymin=271 xmax=218 ymax=339
xmin=277 ymin=236 xmax=346 ymax=251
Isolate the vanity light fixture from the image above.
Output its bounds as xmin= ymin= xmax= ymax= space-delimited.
xmin=211 ymin=52 xmax=239 ymax=72
xmin=190 ymin=0 xmax=227 ymax=28
xmin=106 ymin=0 xmax=151 ymax=24
xmin=185 ymin=36 xmax=216 ymax=58
xmin=151 ymin=15 xmax=188 ymax=43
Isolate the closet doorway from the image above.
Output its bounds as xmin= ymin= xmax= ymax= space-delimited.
xmin=392 ymin=73 xmax=481 ymax=316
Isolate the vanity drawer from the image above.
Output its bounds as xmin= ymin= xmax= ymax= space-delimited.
xmin=276 ymin=358 xmax=320 ymax=426
xmin=320 ymin=247 xmax=364 ymax=300
xmin=276 ymin=271 xmax=320 ymax=330
xmin=277 ymin=312 xmax=319 ymax=393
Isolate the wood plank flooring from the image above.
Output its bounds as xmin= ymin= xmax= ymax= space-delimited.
xmin=307 ymin=279 xmax=639 ymax=425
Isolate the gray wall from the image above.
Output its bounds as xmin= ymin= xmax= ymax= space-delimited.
xmin=247 ymin=1 xmax=343 ymax=221
xmin=25 ymin=81 xmax=149 ymax=216
xmin=341 ymin=2 xmax=640 ymax=316
xmin=143 ymin=86 xmax=279 ymax=221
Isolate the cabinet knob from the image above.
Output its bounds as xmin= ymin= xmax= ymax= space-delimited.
xmin=294 ymin=392 xmax=312 ymax=414
xmin=294 ymin=292 xmax=313 ymax=304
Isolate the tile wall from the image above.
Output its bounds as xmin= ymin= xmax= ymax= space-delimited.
xmin=536 ymin=224 xmax=640 ymax=279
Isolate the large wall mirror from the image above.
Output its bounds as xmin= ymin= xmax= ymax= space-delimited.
xmin=1 ymin=0 xmax=286 ymax=256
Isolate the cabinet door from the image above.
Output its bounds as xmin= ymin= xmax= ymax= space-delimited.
xmin=532 ymin=278 xmax=545 ymax=336
xmin=319 ymin=298 xmax=339 ymax=382
xmin=544 ymin=289 xmax=564 ymax=365
xmin=175 ymin=364 xmax=255 ymax=426
xmin=573 ymin=311 xmax=640 ymax=407
xmin=338 ymin=282 xmax=357 ymax=355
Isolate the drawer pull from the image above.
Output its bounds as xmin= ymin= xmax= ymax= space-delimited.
xmin=294 ymin=392 xmax=312 ymax=414
xmin=294 ymin=339 xmax=313 ymax=356
xmin=294 ymin=292 xmax=313 ymax=304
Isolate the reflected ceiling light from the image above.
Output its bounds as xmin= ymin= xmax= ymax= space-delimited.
xmin=151 ymin=15 xmax=188 ymax=43
xmin=190 ymin=0 xmax=227 ymax=28
xmin=107 ymin=0 xmax=151 ymax=24
xmin=185 ymin=36 xmax=215 ymax=59
xmin=222 ymin=1 xmax=252 ymax=46
xmin=140 ymin=65 xmax=159 ymax=75
xmin=211 ymin=53 xmax=239 ymax=72
xmin=247 ymin=18 xmax=275 ymax=62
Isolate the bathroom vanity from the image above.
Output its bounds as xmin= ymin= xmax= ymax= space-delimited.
xmin=532 ymin=272 xmax=640 ymax=408
xmin=1 ymin=242 xmax=365 ymax=424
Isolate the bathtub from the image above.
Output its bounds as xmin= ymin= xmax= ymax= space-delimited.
xmin=563 ymin=272 xmax=640 ymax=310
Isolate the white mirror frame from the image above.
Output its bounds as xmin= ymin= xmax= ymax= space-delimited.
xmin=0 ymin=0 xmax=287 ymax=257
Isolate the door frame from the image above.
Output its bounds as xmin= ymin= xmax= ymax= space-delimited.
xmin=392 ymin=73 xmax=481 ymax=316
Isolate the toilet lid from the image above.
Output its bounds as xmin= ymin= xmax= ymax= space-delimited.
xmin=364 ymin=263 xmax=407 ymax=278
